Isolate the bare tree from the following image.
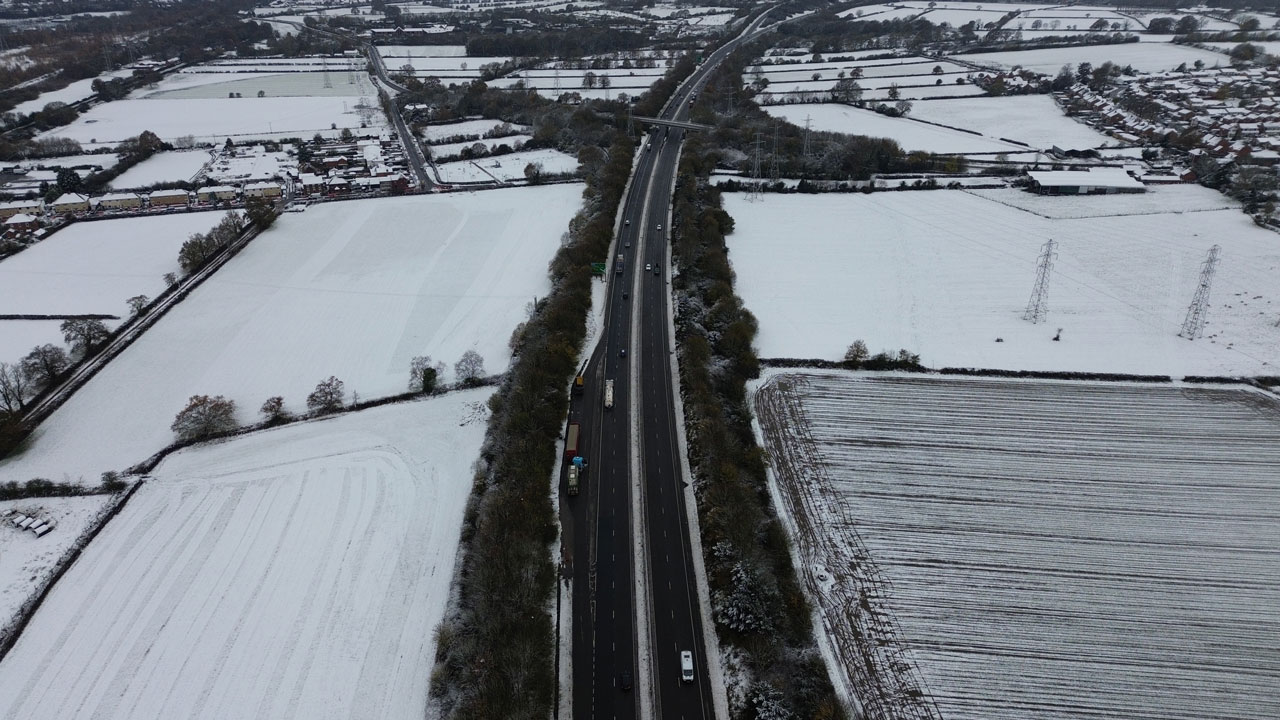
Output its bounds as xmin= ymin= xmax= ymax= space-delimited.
xmin=454 ymin=350 xmax=485 ymax=385
xmin=0 ymin=362 xmax=30 ymax=413
xmin=127 ymin=295 xmax=149 ymax=315
xmin=60 ymin=318 xmax=110 ymax=357
xmin=171 ymin=395 xmax=237 ymax=441
xmin=306 ymin=376 xmax=346 ymax=413
xmin=163 ymin=272 xmax=178 ymax=287
xmin=20 ymin=344 xmax=69 ymax=390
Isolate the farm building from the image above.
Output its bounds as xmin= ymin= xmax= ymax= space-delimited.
xmin=49 ymin=193 xmax=90 ymax=214
xmin=244 ymin=181 xmax=283 ymax=198
xmin=196 ymin=185 xmax=238 ymax=203
xmin=1026 ymin=167 xmax=1145 ymax=195
xmin=0 ymin=199 xmax=42 ymax=219
xmin=149 ymin=189 xmax=190 ymax=207
xmin=95 ymin=192 xmax=143 ymax=210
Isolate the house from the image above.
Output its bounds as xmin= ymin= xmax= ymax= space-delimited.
xmin=95 ymin=192 xmax=143 ymax=210
xmin=49 ymin=193 xmax=90 ymax=214
xmin=149 ymin=189 xmax=190 ymax=207
xmin=244 ymin=181 xmax=283 ymax=198
xmin=0 ymin=199 xmax=42 ymax=219
xmin=3 ymin=213 xmax=40 ymax=234
xmin=1026 ymin=168 xmax=1145 ymax=195
xmin=196 ymin=185 xmax=238 ymax=203
xmin=298 ymin=173 xmax=326 ymax=195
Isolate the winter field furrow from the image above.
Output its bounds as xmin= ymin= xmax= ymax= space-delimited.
xmin=0 ymin=392 xmax=490 ymax=720
xmin=753 ymin=371 xmax=1280 ymax=720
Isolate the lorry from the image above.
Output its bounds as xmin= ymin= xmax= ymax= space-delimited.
xmin=616 ymin=253 xmax=624 ymax=274
xmin=573 ymin=374 xmax=584 ymax=394
xmin=604 ymin=379 xmax=614 ymax=410
xmin=567 ymin=464 xmax=580 ymax=496
xmin=565 ymin=422 xmax=580 ymax=460
xmin=680 ymin=650 xmax=694 ymax=682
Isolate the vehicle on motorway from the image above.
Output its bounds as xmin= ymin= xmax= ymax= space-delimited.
xmin=573 ymin=374 xmax=584 ymax=394
xmin=567 ymin=464 xmax=580 ymax=496
xmin=604 ymin=379 xmax=614 ymax=410
xmin=620 ymin=348 xmax=627 ymax=357
xmin=623 ymin=290 xmax=628 ymax=299
xmin=620 ymin=669 xmax=633 ymax=691
xmin=645 ymin=263 xmax=652 ymax=272
xmin=625 ymin=219 xmax=630 ymax=226
xmin=680 ymin=650 xmax=694 ymax=682
xmin=625 ymin=240 xmax=631 ymax=247
xmin=616 ymin=253 xmax=624 ymax=274
xmin=656 ymin=223 xmax=662 ymax=230
xmin=565 ymin=422 xmax=580 ymax=460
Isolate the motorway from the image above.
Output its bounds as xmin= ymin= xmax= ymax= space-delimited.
xmin=565 ymin=11 xmax=774 ymax=720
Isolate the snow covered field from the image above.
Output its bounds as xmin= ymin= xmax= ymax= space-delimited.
xmin=0 ymin=391 xmax=491 ymax=719
xmin=428 ymin=134 xmax=531 ymax=159
xmin=108 ymin=150 xmax=211 ymax=189
xmin=0 ymin=187 xmax=580 ymax=482
xmin=903 ymin=95 xmax=1113 ymax=149
xmin=38 ymin=62 xmax=384 ymax=148
xmin=39 ymin=95 xmax=385 ymax=148
xmin=724 ymin=187 xmax=1278 ymax=376
xmin=0 ymin=494 xmax=116 ymax=642
xmin=11 ymin=70 xmax=133 ymax=117
xmin=0 ymin=212 xmax=227 ymax=321
xmin=423 ymin=118 xmax=529 ymax=142
xmin=753 ymin=371 xmax=1280 ymax=720
xmin=961 ymin=42 xmax=1226 ymax=74
xmin=435 ymin=148 xmax=578 ymax=183
xmin=0 ymin=320 xmax=65 ymax=371
xmin=143 ymin=71 xmax=377 ymax=100
xmin=763 ymin=103 xmax=1022 ymax=153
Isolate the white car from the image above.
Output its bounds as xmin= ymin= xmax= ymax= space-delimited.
xmin=645 ymin=263 xmax=652 ymax=272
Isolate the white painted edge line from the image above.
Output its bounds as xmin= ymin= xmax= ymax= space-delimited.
xmin=631 ymin=153 xmax=658 ymax=720
xmin=664 ymin=139 xmax=730 ymax=720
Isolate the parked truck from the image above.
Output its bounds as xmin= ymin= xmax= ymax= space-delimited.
xmin=604 ymin=379 xmax=614 ymax=410
xmin=565 ymin=422 xmax=580 ymax=460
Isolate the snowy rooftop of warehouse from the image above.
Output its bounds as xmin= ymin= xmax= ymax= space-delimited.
xmin=1027 ymin=167 xmax=1144 ymax=189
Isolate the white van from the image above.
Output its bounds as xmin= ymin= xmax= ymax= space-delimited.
xmin=680 ymin=650 xmax=694 ymax=682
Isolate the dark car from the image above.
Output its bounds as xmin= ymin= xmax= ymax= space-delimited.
xmin=620 ymin=670 xmax=633 ymax=691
